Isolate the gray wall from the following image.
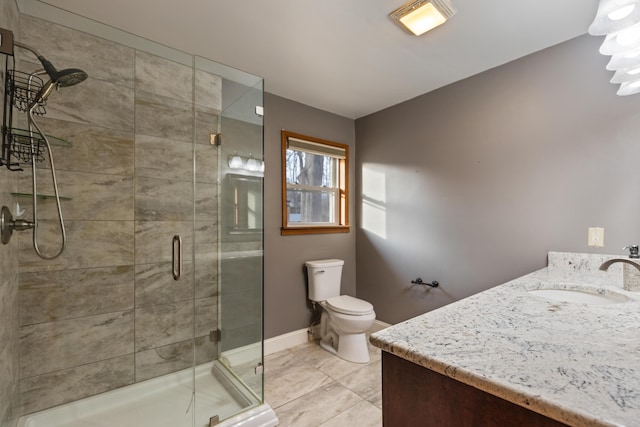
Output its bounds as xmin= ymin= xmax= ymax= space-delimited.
xmin=355 ymin=34 xmax=640 ymax=325
xmin=0 ymin=5 xmax=21 ymax=427
xmin=263 ymin=93 xmax=356 ymax=338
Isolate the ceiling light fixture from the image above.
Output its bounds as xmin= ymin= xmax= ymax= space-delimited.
xmin=617 ymin=78 xmax=640 ymax=95
xmin=590 ymin=0 xmax=640 ymax=95
xmin=599 ymin=23 xmax=640 ymax=55
xmin=389 ymin=0 xmax=456 ymax=36
xmin=610 ymin=64 xmax=640 ymax=83
xmin=589 ymin=0 xmax=640 ymax=35
xmin=606 ymin=45 xmax=640 ymax=69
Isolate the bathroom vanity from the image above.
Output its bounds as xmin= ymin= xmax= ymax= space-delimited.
xmin=370 ymin=252 xmax=640 ymax=427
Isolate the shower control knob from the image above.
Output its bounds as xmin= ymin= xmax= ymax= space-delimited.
xmin=1 ymin=205 xmax=34 ymax=245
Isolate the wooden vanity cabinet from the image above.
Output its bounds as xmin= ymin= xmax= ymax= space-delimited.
xmin=381 ymin=352 xmax=569 ymax=427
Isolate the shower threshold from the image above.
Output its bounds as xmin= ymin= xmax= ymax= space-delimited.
xmin=17 ymin=361 xmax=278 ymax=427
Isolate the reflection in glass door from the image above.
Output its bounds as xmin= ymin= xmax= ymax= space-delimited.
xmin=193 ymin=56 xmax=272 ymax=426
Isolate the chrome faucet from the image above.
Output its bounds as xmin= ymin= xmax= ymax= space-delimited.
xmin=599 ymin=258 xmax=640 ymax=271
xmin=599 ymin=246 xmax=640 ymax=291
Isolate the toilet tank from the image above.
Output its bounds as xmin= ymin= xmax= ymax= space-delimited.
xmin=305 ymin=259 xmax=344 ymax=302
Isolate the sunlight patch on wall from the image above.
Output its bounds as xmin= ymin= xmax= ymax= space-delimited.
xmin=248 ymin=191 xmax=257 ymax=228
xmin=362 ymin=164 xmax=387 ymax=239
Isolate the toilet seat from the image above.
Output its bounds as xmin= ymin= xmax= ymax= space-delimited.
xmin=325 ymin=295 xmax=373 ymax=315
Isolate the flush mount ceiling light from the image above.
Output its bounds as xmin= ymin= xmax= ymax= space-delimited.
xmin=389 ymin=0 xmax=456 ymax=36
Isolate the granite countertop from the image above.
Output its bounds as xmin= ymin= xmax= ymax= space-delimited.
xmin=370 ymin=252 xmax=640 ymax=427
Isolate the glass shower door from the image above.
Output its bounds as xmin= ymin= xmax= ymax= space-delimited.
xmin=217 ymin=76 xmax=264 ymax=398
xmin=193 ymin=56 xmax=265 ymax=425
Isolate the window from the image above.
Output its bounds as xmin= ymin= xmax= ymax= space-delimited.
xmin=281 ymin=130 xmax=350 ymax=235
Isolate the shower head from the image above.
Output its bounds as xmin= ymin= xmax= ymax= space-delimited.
xmin=13 ymin=41 xmax=88 ymax=88
xmin=36 ymin=56 xmax=88 ymax=87
xmin=50 ymin=66 xmax=87 ymax=87
xmin=13 ymin=42 xmax=89 ymax=107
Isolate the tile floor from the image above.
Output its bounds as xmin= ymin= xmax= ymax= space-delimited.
xmin=264 ymin=338 xmax=382 ymax=427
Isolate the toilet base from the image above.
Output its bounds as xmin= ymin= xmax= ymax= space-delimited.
xmin=320 ymin=332 xmax=370 ymax=364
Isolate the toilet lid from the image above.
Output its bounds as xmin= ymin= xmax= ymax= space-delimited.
xmin=326 ymin=295 xmax=374 ymax=315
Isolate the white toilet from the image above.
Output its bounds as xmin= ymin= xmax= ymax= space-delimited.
xmin=305 ymin=259 xmax=376 ymax=363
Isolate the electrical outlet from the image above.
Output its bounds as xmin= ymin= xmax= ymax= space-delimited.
xmin=588 ymin=227 xmax=605 ymax=247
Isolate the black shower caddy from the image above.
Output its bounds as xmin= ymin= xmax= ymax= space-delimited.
xmin=1 ymin=52 xmax=49 ymax=171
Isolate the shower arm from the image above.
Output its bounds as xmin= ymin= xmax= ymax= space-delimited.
xmin=26 ymin=73 xmax=67 ymax=260
xmin=13 ymin=41 xmax=43 ymax=57
xmin=14 ymin=41 xmax=58 ymax=82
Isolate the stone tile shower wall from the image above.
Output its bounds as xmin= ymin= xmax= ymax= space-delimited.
xmin=0 ymin=3 xmax=21 ymax=427
xmin=14 ymin=15 xmax=221 ymax=415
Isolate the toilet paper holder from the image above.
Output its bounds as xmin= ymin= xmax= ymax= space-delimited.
xmin=411 ymin=277 xmax=439 ymax=288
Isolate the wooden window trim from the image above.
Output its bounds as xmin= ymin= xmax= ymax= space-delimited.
xmin=281 ymin=130 xmax=350 ymax=236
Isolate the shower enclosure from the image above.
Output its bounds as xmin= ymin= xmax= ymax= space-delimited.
xmin=1 ymin=3 xmax=274 ymax=426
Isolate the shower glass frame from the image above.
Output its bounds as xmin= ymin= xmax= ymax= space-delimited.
xmin=193 ymin=54 xmax=266 ymax=423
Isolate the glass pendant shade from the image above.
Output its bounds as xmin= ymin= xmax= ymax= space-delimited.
xmin=606 ymin=46 xmax=640 ymax=69
xmin=599 ymin=22 xmax=640 ymax=54
xmin=617 ymin=78 xmax=640 ymax=94
xmin=246 ymin=158 xmax=260 ymax=172
xmin=589 ymin=0 xmax=640 ymax=35
xmin=228 ymin=154 xmax=244 ymax=169
xmin=610 ymin=64 xmax=640 ymax=82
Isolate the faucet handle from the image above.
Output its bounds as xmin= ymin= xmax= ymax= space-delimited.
xmin=623 ymin=245 xmax=640 ymax=259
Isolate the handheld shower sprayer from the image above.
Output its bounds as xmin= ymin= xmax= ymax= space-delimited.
xmin=13 ymin=41 xmax=87 ymax=104
xmin=8 ymin=41 xmax=88 ymax=259
xmin=37 ymin=55 xmax=88 ymax=88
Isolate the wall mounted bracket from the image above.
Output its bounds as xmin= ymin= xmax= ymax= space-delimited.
xmin=411 ymin=277 xmax=439 ymax=288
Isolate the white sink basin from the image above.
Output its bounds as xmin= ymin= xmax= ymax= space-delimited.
xmin=528 ymin=288 xmax=628 ymax=305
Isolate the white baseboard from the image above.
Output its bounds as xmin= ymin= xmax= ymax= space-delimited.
xmin=264 ymin=328 xmax=311 ymax=356
xmin=264 ymin=320 xmax=393 ymax=356
xmin=224 ymin=320 xmax=396 ymax=363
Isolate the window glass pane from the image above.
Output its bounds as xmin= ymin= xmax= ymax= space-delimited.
xmin=281 ymin=130 xmax=349 ymax=234
xmin=286 ymin=149 xmax=335 ymax=187
xmin=287 ymin=189 xmax=336 ymax=224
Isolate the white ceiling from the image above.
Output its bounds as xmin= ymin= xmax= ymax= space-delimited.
xmin=35 ymin=0 xmax=600 ymax=119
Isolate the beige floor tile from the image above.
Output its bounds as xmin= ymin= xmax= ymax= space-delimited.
xmin=265 ymin=350 xmax=333 ymax=409
xmin=274 ymin=381 xmax=362 ymax=427
xmin=319 ymin=400 xmax=382 ymax=427
xmin=335 ymin=361 xmax=381 ymax=401
xmin=268 ymin=334 xmax=383 ymax=426
xmin=368 ymin=392 xmax=383 ymax=410
xmin=290 ymin=340 xmax=380 ymax=381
